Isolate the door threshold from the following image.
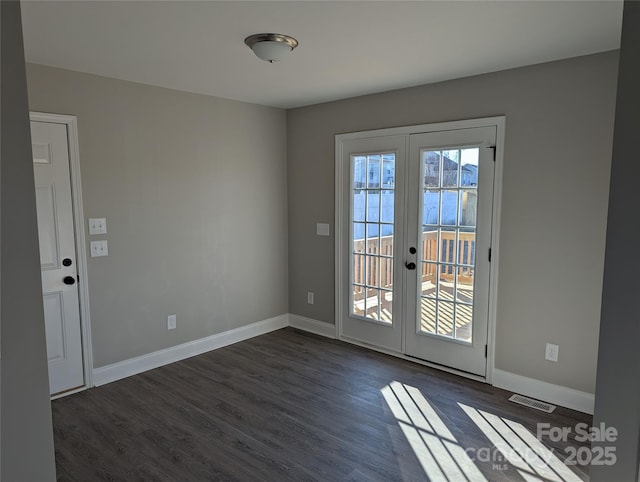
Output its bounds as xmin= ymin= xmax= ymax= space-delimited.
xmin=340 ymin=334 xmax=487 ymax=384
xmin=51 ymin=385 xmax=87 ymax=400
xmin=404 ymin=354 xmax=486 ymax=381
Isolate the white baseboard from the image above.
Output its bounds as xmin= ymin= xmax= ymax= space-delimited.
xmin=92 ymin=314 xmax=289 ymax=386
xmin=289 ymin=314 xmax=336 ymax=339
xmin=492 ymin=368 xmax=594 ymax=414
xmin=92 ymin=313 xmax=595 ymax=417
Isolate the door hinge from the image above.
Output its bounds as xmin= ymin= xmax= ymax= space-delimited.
xmin=488 ymin=248 xmax=492 ymax=262
xmin=485 ymin=145 xmax=496 ymax=161
xmin=485 ymin=344 xmax=488 ymax=358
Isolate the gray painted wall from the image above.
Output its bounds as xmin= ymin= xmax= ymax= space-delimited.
xmin=1 ymin=2 xmax=56 ymax=480
xmin=26 ymin=64 xmax=288 ymax=368
xmin=592 ymin=2 xmax=640 ymax=481
xmin=287 ymin=52 xmax=618 ymax=393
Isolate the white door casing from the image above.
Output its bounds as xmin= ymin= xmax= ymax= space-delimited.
xmin=336 ymin=117 xmax=504 ymax=381
xmin=31 ymin=114 xmax=93 ymax=395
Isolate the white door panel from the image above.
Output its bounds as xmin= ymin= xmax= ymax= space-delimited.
xmin=35 ymin=184 xmax=60 ymax=269
xmin=43 ymin=292 xmax=66 ymax=362
xmin=32 ymin=120 xmax=84 ymax=395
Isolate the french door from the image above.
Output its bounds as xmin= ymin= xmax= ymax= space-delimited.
xmin=337 ymin=120 xmax=500 ymax=377
xmin=338 ymin=135 xmax=407 ymax=352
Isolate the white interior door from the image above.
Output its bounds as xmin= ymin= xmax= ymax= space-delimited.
xmin=405 ymin=126 xmax=496 ymax=376
xmin=338 ymin=135 xmax=407 ymax=352
xmin=32 ymin=120 xmax=85 ymax=395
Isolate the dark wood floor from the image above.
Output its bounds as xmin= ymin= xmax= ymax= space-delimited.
xmin=52 ymin=328 xmax=592 ymax=481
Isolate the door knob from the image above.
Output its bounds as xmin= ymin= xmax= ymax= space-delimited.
xmin=405 ymin=262 xmax=416 ymax=270
xmin=63 ymin=276 xmax=76 ymax=285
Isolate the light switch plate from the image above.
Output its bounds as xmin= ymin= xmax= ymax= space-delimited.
xmin=90 ymin=240 xmax=108 ymax=257
xmin=316 ymin=223 xmax=330 ymax=236
xmin=88 ymin=217 xmax=107 ymax=235
xmin=545 ymin=343 xmax=559 ymax=362
xmin=167 ymin=315 xmax=177 ymax=330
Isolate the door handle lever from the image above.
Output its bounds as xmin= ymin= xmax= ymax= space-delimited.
xmin=405 ymin=262 xmax=416 ymax=270
xmin=63 ymin=276 xmax=76 ymax=285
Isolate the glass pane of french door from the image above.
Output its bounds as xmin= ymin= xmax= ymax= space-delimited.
xmin=351 ymin=153 xmax=395 ymax=323
xmin=420 ymin=147 xmax=478 ymax=342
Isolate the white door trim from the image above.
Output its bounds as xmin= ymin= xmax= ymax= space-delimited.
xmin=31 ymin=111 xmax=94 ymax=392
xmin=335 ymin=116 xmax=505 ymax=383
xmin=485 ymin=120 xmax=505 ymax=384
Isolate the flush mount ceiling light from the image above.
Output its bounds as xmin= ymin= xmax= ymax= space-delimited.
xmin=244 ymin=33 xmax=298 ymax=63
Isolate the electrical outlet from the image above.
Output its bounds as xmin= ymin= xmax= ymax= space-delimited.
xmin=307 ymin=291 xmax=314 ymax=304
xmin=545 ymin=343 xmax=559 ymax=362
xmin=167 ymin=314 xmax=177 ymax=330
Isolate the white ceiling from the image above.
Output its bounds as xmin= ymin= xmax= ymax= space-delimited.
xmin=21 ymin=1 xmax=623 ymax=109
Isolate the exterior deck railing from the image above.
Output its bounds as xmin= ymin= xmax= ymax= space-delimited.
xmin=353 ymin=231 xmax=475 ymax=301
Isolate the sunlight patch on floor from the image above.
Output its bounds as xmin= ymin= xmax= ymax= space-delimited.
xmin=382 ymin=381 xmax=584 ymax=482
xmin=458 ymin=403 xmax=582 ymax=482
xmin=381 ymin=381 xmax=487 ymax=481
